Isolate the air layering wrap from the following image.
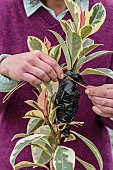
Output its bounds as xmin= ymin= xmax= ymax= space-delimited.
xmin=55 ymin=70 xmax=84 ymax=137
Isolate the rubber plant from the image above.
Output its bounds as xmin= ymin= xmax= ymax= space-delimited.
xmin=9 ymin=0 xmax=113 ymax=170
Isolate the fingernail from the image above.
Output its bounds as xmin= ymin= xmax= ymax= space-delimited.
xmin=85 ymin=89 xmax=89 ymax=94
xmin=92 ymin=106 xmax=96 ymax=110
xmin=88 ymin=95 xmax=91 ymax=99
xmin=60 ymin=73 xmax=64 ymax=79
xmin=55 ymin=79 xmax=58 ymax=82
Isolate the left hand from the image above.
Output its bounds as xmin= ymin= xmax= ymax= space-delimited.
xmin=85 ymin=84 xmax=113 ymax=118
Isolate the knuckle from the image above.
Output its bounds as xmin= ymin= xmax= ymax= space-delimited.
xmin=101 ymin=100 xmax=107 ymax=106
xmin=20 ymin=62 xmax=29 ymax=71
xmin=107 ymin=108 xmax=113 ymax=114
xmin=52 ymin=75 xmax=57 ymax=81
xmin=33 ymin=50 xmax=41 ymax=57
xmin=50 ymin=60 xmax=57 ymax=67
xmin=26 ymin=56 xmax=34 ymax=63
xmin=0 ymin=67 xmax=6 ymax=75
xmin=46 ymin=66 xmax=53 ymax=74
xmin=102 ymin=91 xmax=107 ymax=97
xmin=101 ymin=107 xmax=105 ymax=113
xmin=39 ymin=71 xmax=46 ymax=78
xmin=28 ymin=77 xmax=37 ymax=84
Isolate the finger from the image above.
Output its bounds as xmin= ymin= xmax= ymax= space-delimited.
xmin=92 ymin=106 xmax=113 ymax=118
xmin=92 ymin=106 xmax=109 ymax=117
xmin=93 ymin=104 xmax=113 ymax=115
xmin=33 ymin=59 xmax=58 ymax=82
xmin=27 ymin=66 xmax=52 ymax=82
xmin=85 ymin=86 xmax=113 ymax=99
xmin=23 ymin=73 xmax=42 ymax=85
xmin=88 ymin=96 xmax=113 ymax=108
xmin=37 ymin=51 xmax=64 ymax=79
xmin=101 ymin=84 xmax=113 ymax=89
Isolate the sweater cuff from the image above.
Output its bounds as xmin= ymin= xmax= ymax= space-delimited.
xmin=101 ymin=117 xmax=113 ymax=130
xmin=0 ymin=74 xmax=19 ymax=92
xmin=0 ymin=54 xmax=11 ymax=62
xmin=0 ymin=54 xmax=19 ymax=92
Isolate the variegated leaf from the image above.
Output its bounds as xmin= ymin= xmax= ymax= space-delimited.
xmin=53 ymin=146 xmax=75 ymax=170
xmin=80 ymin=68 xmax=113 ymax=80
xmin=31 ymin=143 xmax=51 ymax=156
xmin=76 ymin=156 xmax=96 ymax=170
xmin=64 ymin=134 xmax=76 ymax=142
xmin=25 ymin=100 xmax=40 ymax=110
xmin=80 ymin=25 xmax=93 ymax=40
xmin=83 ymin=38 xmax=94 ymax=47
xmin=49 ymin=45 xmax=61 ymax=62
xmin=41 ymin=81 xmax=59 ymax=98
xmin=71 ymin=131 xmax=103 ymax=170
xmin=31 ymin=126 xmax=54 ymax=165
xmin=77 ymin=50 xmax=113 ymax=69
xmin=24 ymin=110 xmax=44 ymax=120
xmin=49 ymin=107 xmax=57 ymax=124
xmin=27 ymin=118 xmax=44 ymax=134
xmin=11 ymin=133 xmax=29 ymax=141
xmin=27 ymin=36 xmax=48 ymax=54
xmin=89 ymin=3 xmax=106 ymax=34
xmin=50 ymin=30 xmax=71 ymax=70
xmin=79 ymin=44 xmax=102 ymax=59
xmin=66 ymin=30 xmax=82 ymax=67
xmin=14 ymin=161 xmax=49 ymax=170
xmin=64 ymin=0 xmax=80 ymax=31
xmin=10 ymin=134 xmax=49 ymax=168
xmin=60 ymin=20 xmax=74 ymax=33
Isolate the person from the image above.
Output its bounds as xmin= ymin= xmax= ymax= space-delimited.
xmin=0 ymin=0 xmax=113 ymax=169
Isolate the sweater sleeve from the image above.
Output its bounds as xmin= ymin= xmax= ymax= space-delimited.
xmin=101 ymin=117 xmax=113 ymax=130
xmin=100 ymin=54 xmax=113 ymax=130
xmin=0 ymin=54 xmax=19 ymax=92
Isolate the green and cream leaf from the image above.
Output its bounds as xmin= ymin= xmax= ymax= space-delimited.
xmin=27 ymin=36 xmax=48 ymax=54
xmin=14 ymin=161 xmax=49 ymax=170
xmin=49 ymin=107 xmax=57 ymax=124
xmin=60 ymin=20 xmax=74 ymax=33
xmin=71 ymin=131 xmax=103 ymax=170
xmin=64 ymin=134 xmax=76 ymax=142
xmin=49 ymin=45 xmax=61 ymax=62
xmin=79 ymin=44 xmax=102 ymax=59
xmin=66 ymin=30 xmax=82 ymax=67
xmin=83 ymin=38 xmax=94 ymax=47
xmin=27 ymin=118 xmax=44 ymax=134
xmin=11 ymin=134 xmax=29 ymax=141
xmin=10 ymin=134 xmax=49 ymax=168
xmin=64 ymin=0 xmax=80 ymax=31
xmin=89 ymin=3 xmax=106 ymax=34
xmin=24 ymin=110 xmax=44 ymax=120
xmin=80 ymin=68 xmax=113 ymax=79
xmin=80 ymin=25 xmax=93 ymax=40
xmin=50 ymin=30 xmax=71 ymax=70
xmin=41 ymin=81 xmax=58 ymax=98
xmin=77 ymin=51 xmax=113 ymax=69
xmin=75 ymin=157 xmax=96 ymax=170
xmin=31 ymin=126 xmax=54 ymax=165
xmin=53 ymin=146 xmax=75 ymax=170
xmin=25 ymin=100 xmax=40 ymax=110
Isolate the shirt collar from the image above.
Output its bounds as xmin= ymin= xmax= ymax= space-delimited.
xmin=23 ymin=0 xmax=89 ymax=17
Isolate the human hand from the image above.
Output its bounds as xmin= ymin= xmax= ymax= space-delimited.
xmin=0 ymin=51 xmax=64 ymax=85
xmin=85 ymin=84 xmax=113 ymax=118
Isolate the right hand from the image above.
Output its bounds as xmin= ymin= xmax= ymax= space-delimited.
xmin=0 ymin=51 xmax=64 ymax=85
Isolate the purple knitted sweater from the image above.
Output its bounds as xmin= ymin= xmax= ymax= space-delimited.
xmin=0 ymin=0 xmax=113 ymax=169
